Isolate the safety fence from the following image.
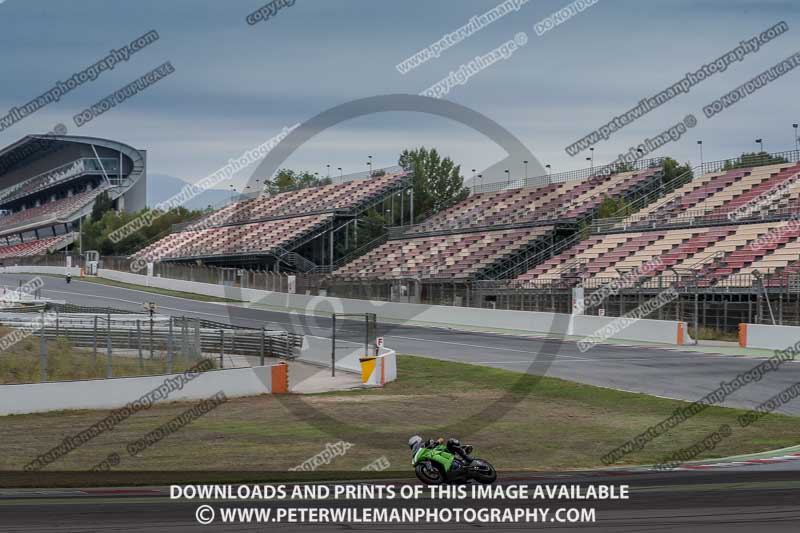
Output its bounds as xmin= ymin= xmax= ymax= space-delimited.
xmin=470 ymin=157 xmax=664 ymax=194
xmin=99 ymin=256 xmax=324 ymax=294
xmin=0 ymin=308 xmax=302 ymax=384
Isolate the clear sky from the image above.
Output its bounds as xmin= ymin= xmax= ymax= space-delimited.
xmin=0 ymin=0 xmax=798 ymax=188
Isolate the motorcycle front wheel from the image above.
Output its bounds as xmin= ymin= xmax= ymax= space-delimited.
xmin=415 ymin=461 xmax=445 ymax=485
xmin=470 ymin=459 xmax=497 ymax=484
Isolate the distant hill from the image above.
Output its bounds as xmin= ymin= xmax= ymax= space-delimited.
xmin=146 ymin=173 xmax=231 ymax=210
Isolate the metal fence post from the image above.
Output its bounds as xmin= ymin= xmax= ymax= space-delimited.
xmin=364 ymin=314 xmax=369 ymax=359
xmin=195 ymin=320 xmax=201 ymax=358
xmin=93 ymin=315 xmax=98 ymax=365
xmin=39 ymin=311 xmax=47 ymax=382
xmin=149 ymin=315 xmax=154 ymax=359
xmin=219 ymin=329 xmax=224 ymax=368
xmin=106 ymin=312 xmax=112 ymax=378
xmin=181 ymin=316 xmax=188 ymax=358
xmin=260 ymin=326 xmax=265 ymax=366
xmin=167 ymin=318 xmax=174 ymax=374
xmin=331 ymin=313 xmax=336 ymax=377
xmin=137 ymin=319 xmax=143 ymax=370
xmin=55 ymin=308 xmax=59 ymax=338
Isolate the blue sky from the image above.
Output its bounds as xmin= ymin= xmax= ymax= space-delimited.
xmin=0 ymin=0 xmax=798 ymax=188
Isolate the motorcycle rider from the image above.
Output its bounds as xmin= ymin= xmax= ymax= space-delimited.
xmin=408 ymin=435 xmax=473 ymax=464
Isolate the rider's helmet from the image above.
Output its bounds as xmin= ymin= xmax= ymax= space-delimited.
xmin=408 ymin=435 xmax=422 ymax=454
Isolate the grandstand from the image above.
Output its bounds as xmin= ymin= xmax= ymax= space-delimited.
xmin=4 ymin=134 xmax=800 ymax=332
xmin=601 ymin=161 xmax=800 ymax=230
xmin=0 ymin=134 xmax=146 ymax=255
xmin=516 ymin=157 xmax=800 ymax=289
xmin=133 ymin=170 xmax=410 ymax=270
xmin=335 ymin=163 xmax=665 ymax=280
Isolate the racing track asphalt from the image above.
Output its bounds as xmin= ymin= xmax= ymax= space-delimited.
xmin=0 ymin=470 xmax=799 ymax=532
xmin=5 ymin=273 xmax=800 ymax=416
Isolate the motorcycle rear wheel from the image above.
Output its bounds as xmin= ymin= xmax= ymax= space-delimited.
xmin=470 ymin=459 xmax=497 ymax=484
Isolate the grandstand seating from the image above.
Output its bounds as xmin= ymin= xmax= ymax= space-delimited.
xmin=407 ymin=167 xmax=662 ymax=234
xmin=192 ymin=173 xmax=406 ymax=229
xmin=560 ymin=167 xmax=661 ymax=218
xmin=129 ymin=156 xmax=800 ymax=289
xmin=335 ymin=226 xmax=553 ymax=279
xmin=0 ymin=235 xmax=67 ymax=258
xmin=134 ymin=174 xmax=411 ymax=264
xmin=133 ymin=213 xmax=335 ymax=261
xmin=517 ymin=220 xmax=800 ymax=288
xmin=331 ymin=166 xmax=664 ymax=279
xmin=620 ymin=162 xmax=800 ymax=228
xmin=0 ymin=159 xmax=91 ymax=205
xmin=0 ymin=186 xmax=108 ymax=235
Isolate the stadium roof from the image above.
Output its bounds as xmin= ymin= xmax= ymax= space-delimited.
xmin=0 ymin=134 xmax=145 ymax=178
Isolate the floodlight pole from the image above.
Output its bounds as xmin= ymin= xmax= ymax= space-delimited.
xmin=409 ymin=188 xmax=414 ymax=225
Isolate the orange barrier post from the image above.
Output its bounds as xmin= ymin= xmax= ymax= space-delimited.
xmin=271 ymin=362 xmax=289 ymax=394
xmin=739 ymin=323 xmax=747 ymax=348
xmin=677 ymin=323 xmax=684 ymax=345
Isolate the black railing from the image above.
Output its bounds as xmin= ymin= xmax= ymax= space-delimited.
xmin=593 ymin=199 xmax=800 ymax=233
xmin=470 ymin=157 xmax=664 ymax=194
xmin=699 ymin=149 xmax=800 ymax=175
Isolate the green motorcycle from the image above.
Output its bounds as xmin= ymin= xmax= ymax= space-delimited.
xmin=408 ymin=436 xmax=497 ymax=485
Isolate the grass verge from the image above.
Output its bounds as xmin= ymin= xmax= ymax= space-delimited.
xmin=693 ymin=326 xmax=740 ymax=342
xmin=1 ymin=355 xmax=797 ymax=484
xmin=0 ymin=328 xmax=215 ymax=383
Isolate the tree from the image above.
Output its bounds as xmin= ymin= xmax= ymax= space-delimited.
xmin=398 ymin=147 xmax=469 ymax=221
xmin=662 ymin=157 xmax=692 ymax=183
xmin=263 ymin=169 xmax=332 ymax=194
xmin=80 ymin=205 xmax=207 ymax=256
xmin=723 ymin=152 xmax=787 ymax=171
xmin=90 ymin=191 xmax=114 ymax=222
xmin=610 ymin=161 xmax=635 ymax=173
xmin=595 ymin=196 xmax=628 ymax=219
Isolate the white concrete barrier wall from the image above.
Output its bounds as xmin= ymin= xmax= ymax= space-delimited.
xmin=363 ymin=348 xmax=397 ymax=386
xmin=2 ymin=266 xmax=80 ymax=277
xmin=2 ymin=267 xmax=691 ymax=346
xmin=0 ymin=365 xmax=277 ymax=416
xmin=739 ymin=323 xmax=800 ymax=351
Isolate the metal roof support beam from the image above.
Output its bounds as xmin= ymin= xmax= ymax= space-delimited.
xmin=90 ymin=144 xmax=111 ymax=186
